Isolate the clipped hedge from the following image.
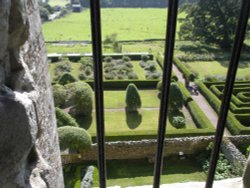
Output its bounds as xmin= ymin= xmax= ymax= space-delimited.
xmin=58 ymin=126 xmax=92 ymax=150
xmin=231 ymin=95 xmax=250 ymax=108
xmin=155 ymin=53 xmax=178 ymax=81
xmin=55 ymin=107 xmax=79 ymax=128
xmin=173 ymin=57 xmax=196 ymax=81
xmin=237 ymin=92 xmax=250 ymax=102
xmin=197 ymin=81 xmax=250 ymax=135
xmin=86 ymin=80 xmax=159 ymax=90
xmin=91 ymin=128 xmax=215 ymax=142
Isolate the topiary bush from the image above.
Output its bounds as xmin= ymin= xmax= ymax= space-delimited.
xmin=52 ymin=84 xmax=67 ymax=107
xmin=141 ymin=55 xmax=149 ymax=62
xmin=125 ymin=83 xmax=141 ymax=111
xmin=122 ymin=56 xmax=131 ymax=62
xmin=58 ymin=73 xmax=77 ymax=85
xmin=58 ymin=126 xmax=92 ymax=151
xmin=104 ymin=56 xmax=113 ymax=63
xmin=65 ymin=82 xmax=93 ymax=116
xmin=169 ymin=82 xmax=184 ymax=112
xmin=55 ymin=107 xmax=79 ymax=127
xmin=128 ymin=72 xmax=139 ymax=80
xmin=171 ymin=116 xmax=186 ymax=129
xmin=54 ymin=60 xmax=72 ymax=74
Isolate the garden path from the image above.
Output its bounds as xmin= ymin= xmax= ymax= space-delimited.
xmin=172 ymin=64 xmax=231 ymax=136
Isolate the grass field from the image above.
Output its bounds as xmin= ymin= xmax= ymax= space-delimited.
xmin=104 ymin=90 xmax=160 ymax=108
xmin=48 ymin=0 xmax=69 ymax=6
xmin=64 ymin=159 xmax=206 ymax=187
xmin=186 ymin=61 xmax=250 ymax=80
xmin=42 ymin=8 xmax=186 ymax=41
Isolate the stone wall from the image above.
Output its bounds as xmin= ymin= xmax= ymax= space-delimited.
xmin=61 ymin=137 xmax=214 ymax=163
xmin=0 ymin=0 xmax=64 ymax=187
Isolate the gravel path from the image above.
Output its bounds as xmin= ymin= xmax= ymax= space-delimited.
xmin=172 ymin=64 xmax=231 ymax=136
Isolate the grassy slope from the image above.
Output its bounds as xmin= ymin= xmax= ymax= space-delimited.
xmin=43 ymin=9 xmax=185 ymax=41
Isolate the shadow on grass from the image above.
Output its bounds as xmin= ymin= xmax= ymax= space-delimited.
xmin=125 ymin=108 xmax=142 ymax=129
xmin=75 ymin=115 xmax=93 ymax=130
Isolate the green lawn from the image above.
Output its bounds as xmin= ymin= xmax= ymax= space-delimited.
xmin=43 ymin=8 xmax=186 ymax=41
xmin=186 ymin=61 xmax=250 ymax=80
xmin=104 ymin=90 xmax=160 ymax=108
xmin=48 ymin=0 xmax=69 ymax=6
xmin=80 ymin=109 xmax=197 ymax=136
xmin=63 ymin=159 xmax=206 ymax=188
xmin=107 ymin=159 xmax=206 ymax=187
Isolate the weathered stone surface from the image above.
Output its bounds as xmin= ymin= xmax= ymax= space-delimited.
xmin=0 ymin=0 xmax=63 ymax=187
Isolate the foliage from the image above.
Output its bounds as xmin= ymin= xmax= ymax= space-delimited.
xmin=179 ymin=0 xmax=241 ymax=49
xmin=54 ymin=60 xmax=72 ymax=74
xmin=169 ymin=83 xmax=184 ymax=112
xmin=122 ymin=56 xmax=131 ymax=62
xmin=52 ymin=84 xmax=67 ymax=107
xmin=103 ymin=33 xmax=118 ymax=45
xmin=104 ymin=56 xmax=113 ymax=63
xmin=58 ymin=72 xmax=77 ymax=85
xmin=196 ymin=143 xmax=236 ymax=180
xmin=246 ymin=145 xmax=250 ymax=156
xmin=58 ymin=126 xmax=92 ymax=151
xmin=125 ymin=84 xmax=142 ymax=111
xmin=141 ymin=55 xmax=149 ymax=62
xmin=55 ymin=107 xmax=79 ymax=127
xmin=171 ymin=116 xmax=186 ymax=129
xmin=65 ymin=82 xmax=93 ymax=116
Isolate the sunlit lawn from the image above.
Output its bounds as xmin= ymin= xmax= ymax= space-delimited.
xmin=43 ymin=9 xmax=186 ymax=41
xmin=48 ymin=0 xmax=69 ymax=6
xmin=186 ymin=61 xmax=250 ymax=79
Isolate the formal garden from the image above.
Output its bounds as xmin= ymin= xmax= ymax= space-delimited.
xmin=41 ymin=0 xmax=250 ymax=187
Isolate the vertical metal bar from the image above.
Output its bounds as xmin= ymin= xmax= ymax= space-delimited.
xmin=89 ymin=0 xmax=107 ymax=187
xmin=205 ymin=0 xmax=250 ymax=187
xmin=153 ymin=0 xmax=179 ymax=187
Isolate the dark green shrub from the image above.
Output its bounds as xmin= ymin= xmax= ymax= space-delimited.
xmin=139 ymin=61 xmax=147 ymax=68
xmin=55 ymin=107 xmax=79 ymax=127
xmin=78 ymin=72 xmax=87 ymax=80
xmin=122 ymin=56 xmax=131 ymax=62
xmin=104 ymin=56 xmax=113 ymax=63
xmin=145 ymin=72 xmax=161 ymax=80
xmin=58 ymin=126 xmax=92 ymax=151
xmin=124 ymin=61 xmax=133 ymax=68
xmin=145 ymin=62 xmax=157 ymax=72
xmin=128 ymin=72 xmax=139 ymax=80
xmin=53 ymin=84 xmax=67 ymax=107
xmin=65 ymin=82 xmax=93 ymax=116
xmin=171 ymin=116 xmax=186 ymax=129
xmin=104 ymin=73 xmax=115 ymax=80
xmin=54 ymin=60 xmax=72 ymax=73
xmin=141 ymin=55 xmax=149 ymax=62
xmin=169 ymin=83 xmax=184 ymax=112
xmin=58 ymin=73 xmax=77 ymax=85
xmin=125 ymin=84 xmax=141 ymax=111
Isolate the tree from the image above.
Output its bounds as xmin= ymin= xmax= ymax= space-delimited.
xmin=58 ymin=73 xmax=77 ymax=85
xmin=58 ymin=126 xmax=92 ymax=151
xmin=157 ymin=82 xmax=184 ymax=112
xmin=65 ymin=82 xmax=93 ymax=116
xmin=125 ymin=84 xmax=141 ymax=111
xmin=179 ymin=0 xmax=241 ymax=49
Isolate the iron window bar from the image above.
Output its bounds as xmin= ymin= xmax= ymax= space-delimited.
xmin=205 ymin=0 xmax=250 ymax=187
xmin=90 ymin=0 xmax=107 ymax=187
xmin=153 ymin=0 xmax=179 ymax=187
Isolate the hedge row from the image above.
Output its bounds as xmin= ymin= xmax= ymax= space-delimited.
xmin=204 ymin=81 xmax=250 ymax=88
xmin=197 ymin=82 xmax=250 ymax=135
xmin=231 ymin=95 xmax=250 ymax=108
xmin=91 ymin=128 xmax=215 ymax=142
xmin=178 ymin=82 xmax=214 ymax=130
xmin=237 ymin=92 xmax=250 ymax=102
xmin=173 ymin=57 xmax=196 ymax=81
xmin=85 ymin=80 xmax=159 ymax=90
xmin=48 ymin=53 xmax=154 ymax=63
xmin=155 ymin=53 xmax=178 ymax=81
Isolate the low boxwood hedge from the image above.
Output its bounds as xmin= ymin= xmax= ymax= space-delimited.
xmin=197 ymin=81 xmax=250 ymax=135
xmin=86 ymin=80 xmax=159 ymax=90
xmin=173 ymin=57 xmax=196 ymax=81
xmin=237 ymin=92 xmax=250 ymax=102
